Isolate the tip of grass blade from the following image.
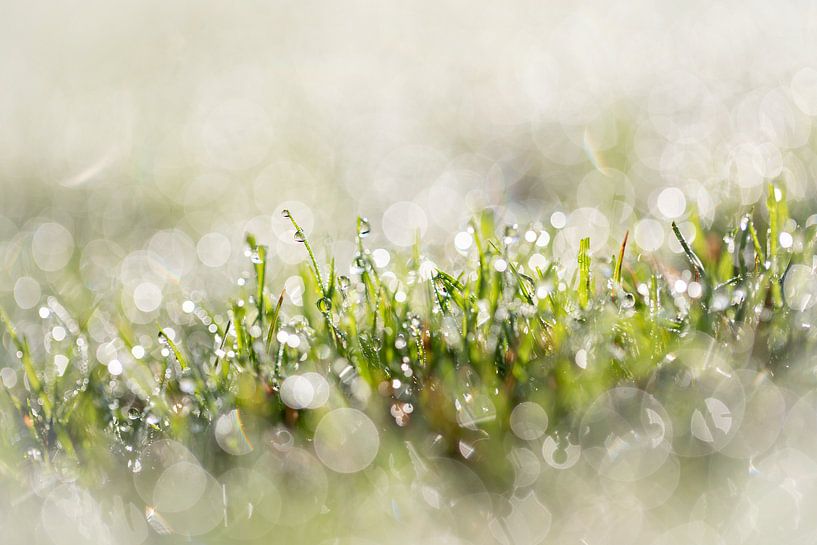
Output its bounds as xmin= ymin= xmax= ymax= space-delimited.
xmin=614 ymin=230 xmax=629 ymax=285
xmin=671 ymin=221 xmax=706 ymax=282
xmin=265 ymin=288 xmax=286 ymax=354
xmin=158 ymin=329 xmax=189 ymax=370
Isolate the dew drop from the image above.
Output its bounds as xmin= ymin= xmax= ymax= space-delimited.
xmin=358 ymin=217 xmax=371 ymax=238
xmin=621 ymin=292 xmax=636 ymax=309
xmin=316 ymin=297 xmax=332 ymax=312
xmin=293 ymin=230 xmax=306 ymax=243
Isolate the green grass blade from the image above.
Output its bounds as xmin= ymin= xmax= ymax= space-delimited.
xmin=578 ymin=237 xmax=591 ymax=309
xmin=265 ymin=288 xmax=286 ymax=354
xmin=158 ymin=330 xmax=189 ymax=371
xmin=282 ymin=209 xmax=326 ymax=298
xmin=671 ymin=221 xmax=706 ymax=281
xmin=613 ymin=230 xmax=629 ymax=285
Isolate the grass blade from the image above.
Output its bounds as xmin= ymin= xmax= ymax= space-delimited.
xmin=614 ymin=230 xmax=629 ymax=285
xmin=578 ymin=237 xmax=591 ymax=309
xmin=265 ymin=288 xmax=286 ymax=354
xmin=671 ymin=221 xmax=706 ymax=281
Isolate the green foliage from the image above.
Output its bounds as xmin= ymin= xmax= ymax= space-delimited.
xmin=0 ymin=197 xmax=813 ymax=487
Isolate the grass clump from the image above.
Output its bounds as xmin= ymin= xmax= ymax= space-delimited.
xmin=0 ymin=184 xmax=816 ymax=541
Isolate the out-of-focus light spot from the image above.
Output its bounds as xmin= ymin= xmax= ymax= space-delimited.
xmin=0 ymin=367 xmax=17 ymax=388
xmin=182 ymin=300 xmax=195 ymax=313
xmin=688 ymin=281 xmax=703 ymax=299
xmin=575 ymin=349 xmax=588 ymax=369
xmin=38 ymin=307 xmax=50 ymax=319
xmin=550 ymin=211 xmax=567 ymax=229
xmin=303 ymin=372 xmax=330 ymax=409
xmin=524 ymin=230 xmax=537 ymax=243
xmin=133 ymin=282 xmax=162 ymax=313
xmin=14 ymin=277 xmax=41 ymax=309
xmin=456 ymin=392 xmax=497 ymax=429
xmin=728 ymin=144 xmax=773 ymax=189
xmin=657 ymin=187 xmax=687 ymax=219
xmin=528 ymin=253 xmax=547 ymax=272
xmin=674 ymin=279 xmax=688 ymax=294
xmin=791 ymin=67 xmax=817 ymax=115
xmin=382 ymin=201 xmax=428 ymax=247
xmin=580 ymin=387 xmax=671 ymax=480
xmin=280 ymin=375 xmax=314 ymax=409
xmin=419 ymin=258 xmax=437 ymax=281
xmin=54 ymin=354 xmax=69 ymax=377
xmin=214 ymin=409 xmax=254 ymax=455
xmin=132 ymin=345 xmax=146 ymax=359
xmin=32 ymin=222 xmax=74 ymax=272
xmin=634 ymin=218 xmax=665 ymax=251
xmin=313 ymin=408 xmax=379 ymax=473
xmin=494 ymin=258 xmax=508 ymax=272
xmin=148 ymin=230 xmax=196 ymax=281
xmin=152 ymin=460 xmax=210 ymax=514
xmin=510 ymin=402 xmax=549 ymax=440
xmin=51 ymin=326 xmax=66 ymax=342
xmin=454 ymin=231 xmax=473 ymax=252
xmin=196 ymin=232 xmax=231 ymax=268
xmin=108 ymin=359 xmax=123 ymax=376
xmin=541 ymin=434 xmax=581 ymax=469
xmin=536 ymin=231 xmax=550 ymax=247
xmin=779 ymin=232 xmax=793 ymax=249
xmin=284 ymin=276 xmax=305 ymax=306
xmin=784 ymin=264 xmax=817 ymax=311
xmin=372 ymin=248 xmax=390 ymax=268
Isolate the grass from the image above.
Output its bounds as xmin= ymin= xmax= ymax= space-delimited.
xmin=1 ymin=182 xmax=816 ymax=540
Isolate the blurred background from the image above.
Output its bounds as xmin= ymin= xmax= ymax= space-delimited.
xmin=3 ymin=0 xmax=817 ymax=320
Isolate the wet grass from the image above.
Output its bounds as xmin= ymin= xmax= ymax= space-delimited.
xmin=0 ymin=182 xmax=815 ymax=493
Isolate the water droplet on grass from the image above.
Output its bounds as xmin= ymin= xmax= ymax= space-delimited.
xmin=316 ymin=297 xmax=332 ymax=312
xmin=293 ymin=230 xmax=306 ymax=243
xmin=281 ymin=209 xmax=291 ymax=218
xmin=350 ymin=254 xmax=367 ymax=274
xmin=503 ymin=224 xmax=520 ymax=245
xmin=358 ymin=217 xmax=371 ymax=238
xmin=621 ymin=292 xmax=636 ymax=309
